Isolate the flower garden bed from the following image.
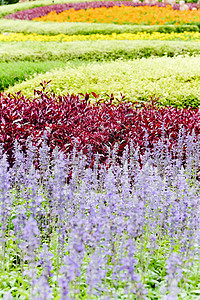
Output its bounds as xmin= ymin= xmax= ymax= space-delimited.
xmin=3 ymin=1 xmax=178 ymax=20
xmin=1 ymin=1 xmax=200 ymax=299
xmin=1 ymin=86 xmax=200 ymax=165
xmin=4 ymin=1 xmax=199 ymax=25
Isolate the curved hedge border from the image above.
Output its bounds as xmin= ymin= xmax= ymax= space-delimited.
xmin=0 ymin=19 xmax=198 ymax=35
xmin=3 ymin=40 xmax=200 ymax=63
xmin=6 ymin=56 xmax=200 ymax=108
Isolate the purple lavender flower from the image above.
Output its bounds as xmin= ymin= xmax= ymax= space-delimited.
xmin=86 ymin=247 xmax=107 ymax=296
xmin=38 ymin=243 xmax=54 ymax=278
xmin=0 ymin=153 xmax=12 ymax=269
xmin=10 ymin=140 xmax=27 ymax=188
xmin=114 ymin=238 xmax=147 ymax=299
xmin=163 ymin=252 xmax=183 ymax=300
xmin=20 ymin=215 xmax=40 ymax=266
xmin=58 ymin=277 xmax=71 ymax=300
xmin=31 ymin=275 xmax=53 ymax=300
xmin=3 ymin=292 xmax=13 ymax=300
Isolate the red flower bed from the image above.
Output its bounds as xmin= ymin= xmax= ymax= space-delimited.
xmin=1 ymin=85 xmax=200 ymax=165
xmin=4 ymin=1 xmax=193 ymax=20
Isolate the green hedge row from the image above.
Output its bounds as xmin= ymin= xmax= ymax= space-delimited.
xmin=0 ymin=19 xmax=199 ymax=35
xmin=0 ymin=60 xmax=67 ymax=91
xmin=6 ymin=56 xmax=200 ymax=109
xmin=1 ymin=40 xmax=200 ymax=62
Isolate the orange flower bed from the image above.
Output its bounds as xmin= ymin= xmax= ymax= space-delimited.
xmin=33 ymin=5 xmax=200 ymax=25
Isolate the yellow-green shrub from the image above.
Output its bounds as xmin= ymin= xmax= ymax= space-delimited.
xmin=7 ymin=56 xmax=200 ymax=108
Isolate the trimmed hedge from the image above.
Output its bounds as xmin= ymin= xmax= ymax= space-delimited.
xmin=1 ymin=40 xmax=200 ymax=63
xmin=0 ymin=19 xmax=198 ymax=35
xmin=6 ymin=56 xmax=200 ymax=108
xmin=1 ymin=85 xmax=200 ymax=165
xmin=0 ymin=60 xmax=67 ymax=91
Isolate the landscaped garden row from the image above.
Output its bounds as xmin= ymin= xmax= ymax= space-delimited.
xmin=2 ymin=41 xmax=200 ymax=92
xmin=0 ymin=0 xmax=105 ymax=18
xmin=33 ymin=5 xmax=200 ymax=25
xmin=0 ymin=61 xmax=67 ymax=91
xmin=3 ymin=31 xmax=200 ymax=42
xmin=0 ymin=19 xmax=198 ymax=35
xmin=6 ymin=57 xmax=200 ymax=108
xmin=1 ymin=87 xmax=200 ymax=299
xmin=4 ymin=1 xmax=198 ymax=22
xmin=1 ymin=85 xmax=200 ymax=165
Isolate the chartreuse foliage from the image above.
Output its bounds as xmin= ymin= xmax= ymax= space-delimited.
xmin=6 ymin=56 xmax=200 ymax=108
xmin=0 ymin=61 xmax=67 ymax=91
xmin=2 ymin=40 xmax=200 ymax=63
xmin=0 ymin=19 xmax=198 ymax=36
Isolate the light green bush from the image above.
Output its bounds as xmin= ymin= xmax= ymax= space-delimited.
xmin=6 ymin=56 xmax=200 ymax=108
xmin=1 ymin=40 xmax=200 ymax=62
xmin=0 ymin=60 xmax=67 ymax=90
xmin=0 ymin=19 xmax=198 ymax=35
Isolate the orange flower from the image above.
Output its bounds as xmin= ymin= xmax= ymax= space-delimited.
xmin=33 ymin=5 xmax=200 ymax=25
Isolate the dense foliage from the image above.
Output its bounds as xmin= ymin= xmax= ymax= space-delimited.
xmin=7 ymin=57 xmax=200 ymax=108
xmin=1 ymin=85 xmax=200 ymax=166
xmin=3 ymin=40 xmax=200 ymax=64
xmin=0 ymin=19 xmax=198 ymax=36
xmin=0 ymin=61 xmax=66 ymax=91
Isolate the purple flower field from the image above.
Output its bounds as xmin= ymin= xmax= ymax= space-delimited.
xmin=1 ymin=129 xmax=200 ymax=298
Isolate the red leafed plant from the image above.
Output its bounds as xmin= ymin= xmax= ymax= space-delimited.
xmin=1 ymin=83 xmax=200 ymax=166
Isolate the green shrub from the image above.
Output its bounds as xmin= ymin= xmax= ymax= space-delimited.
xmin=2 ymin=0 xmax=19 ymax=6
xmin=6 ymin=56 xmax=200 ymax=108
xmin=0 ymin=60 xmax=67 ymax=90
xmin=0 ymin=19 xmax=198 ymax=35
xmin=1 ymin=40 xmax=200 ymax=62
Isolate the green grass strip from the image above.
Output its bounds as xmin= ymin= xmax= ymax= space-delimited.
xmin=0 ymin=19 xmax=198 ymax=35
xmin=0 ymin=60 xmax=67 ymax=91
xmin=6 ymin=56 xmax=200 ymax=108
